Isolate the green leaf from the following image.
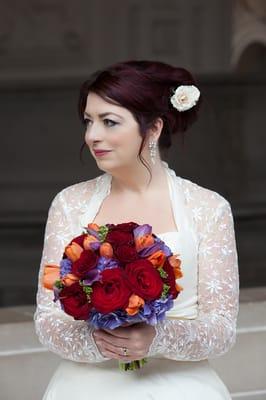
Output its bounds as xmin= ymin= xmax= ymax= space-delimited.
xmin=82 ymin=286 xmax=93 ymax=295
xmin=158 ymin=267 xmax=168 ymax=279
xmin=98 ymin=225 xmax=109 ymax=242
xmin=161 ymin=283 xmax=170 ymax=299
xmin=54 ymin=280 xmax=64 ymax=289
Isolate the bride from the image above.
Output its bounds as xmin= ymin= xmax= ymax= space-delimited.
xmin=34 ymin=60 xmax=239 ymax=399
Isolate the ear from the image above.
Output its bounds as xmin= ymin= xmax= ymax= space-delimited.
xmin=149 ymin=117 xmax=164 ymax=141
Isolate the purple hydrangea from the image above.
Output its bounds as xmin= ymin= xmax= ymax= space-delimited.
xmin=154 ymin=237 xmax=172 ymax=257
xmin=82 ymin=268 xmax=101 ymax=285
xmin=89 ymin=309 xmax=130 ymax=329
xmin=97 ymin=256 xmax=119 ymax=271
xmin=88 ymin=296 xmax=174 ymax=330
xmin=86 ymin=227 xmax=100 ymax=240
xmin=137 ymin=238 xmax=172 ymax=258
xmin=60 ymin=258 xmax=72 ymax=277
xmin=133 ymin=224 xmax=152 ymax=238
xmin=89 ymin=241 xmax=101 ymax=251
xmin=136 ymin=296 xmax=174 ymax=325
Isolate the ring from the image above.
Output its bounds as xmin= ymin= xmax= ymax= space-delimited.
xmin=122 ymin=347 xmax=128 ymax=356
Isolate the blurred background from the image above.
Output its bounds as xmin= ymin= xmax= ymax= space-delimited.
xmin=1 ymin=0 xmax=266 ymax=307
xmin=0 ymin=1 xmax=266 ymax=399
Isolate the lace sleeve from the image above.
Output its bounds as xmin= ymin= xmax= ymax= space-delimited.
xmin=33 ymin=190 xmax=110 ymax=363
xmin=148 ymin=196 xmax=239 ymax=361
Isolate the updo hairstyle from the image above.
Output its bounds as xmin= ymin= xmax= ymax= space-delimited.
xmin=78 ymin=60 xmax=201 ymax=172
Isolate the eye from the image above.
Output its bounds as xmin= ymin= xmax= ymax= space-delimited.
xmin=83 ymin=117 xmax=92 ymax=126
xmin=104 ymin=119 xmax=118 ymax=127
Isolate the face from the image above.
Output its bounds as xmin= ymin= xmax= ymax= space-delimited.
xmin=83 ymin=92 xmax=146 ymax=172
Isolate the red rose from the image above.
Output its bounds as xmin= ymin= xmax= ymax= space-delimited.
xmin=71 ymin=234 xmax=87 ymax=248
xmin=63 ymin=234 xmax=87 ymax=258
xmin=91 ymin=268 xmax=132 ymax=314
xmin=107 ymin=222 xmax=138 ymax=233
xmin=115 ymin=244 xmax=138 ymax=263
xmin=72 ymin=250 xmax=98 ymax=279
xmin=59 ymin=282 xmax=92 ymax=320
xmin=162 ymin=259 xmax=179 ymax=299
xmin=106 ymin=230 xmax=133 ymax=248
xmin=125 ymin=259 xmax=163 ymax=301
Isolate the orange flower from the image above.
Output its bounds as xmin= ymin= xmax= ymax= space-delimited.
xmin=173 ymin=266 xmax=183 ymax=279
xmin=87 ymin=223 xmax=100 ymax=231
xmin=42 ymin=264 xmax=60 ymax=290
xmin=99 ymin=242 xmax=113 ymax=258
xmin=148 ymin=250 xmax=166 ymax=268
xmin=65 ymin=242 xmax=83 ymax=262
xmin=175 ymin=283 xmax=183 ymax=292
xmin=168 ymin=254 xmax=181 ymax=268
xmin=62 ymin=273 xmax=79 ymax=287
xmin=135 ymin=234 xmax=154 ymax=251
xmin=83 ymin=235 xmax=99 ymax=251
xmin=169 ymin=255 xmax=183 ymax=279
xmin=125 ymin=294 xmax=145 ymax=316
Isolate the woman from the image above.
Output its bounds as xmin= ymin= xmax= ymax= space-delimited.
xmin=34 ymin=60 xmax=239 ymax=399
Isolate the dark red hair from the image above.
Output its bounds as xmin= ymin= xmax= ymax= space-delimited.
xmin=78 ymin=60 xmax=201 ymax=176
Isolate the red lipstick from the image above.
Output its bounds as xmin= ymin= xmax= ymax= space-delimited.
xmin=93 ymin=149 xmax=112 ymax=157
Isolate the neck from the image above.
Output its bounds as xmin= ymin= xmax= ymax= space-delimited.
xmin=107 ymin=160 xmax=168 ymax=196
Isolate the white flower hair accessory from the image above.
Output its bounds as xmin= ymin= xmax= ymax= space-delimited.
xmin=170 ymin=85 xmax=200 ymax=112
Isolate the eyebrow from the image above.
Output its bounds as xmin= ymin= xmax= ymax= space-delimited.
xmin=84 ymin=111 xmax=124 ymax=120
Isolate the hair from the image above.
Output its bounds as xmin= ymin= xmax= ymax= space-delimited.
xmin=78 ymin=60 xmax=202 ymax=181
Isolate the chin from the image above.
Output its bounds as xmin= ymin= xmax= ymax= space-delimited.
xmin=101 ymin=163 xmax=122 ymax=175
xmin=95 ymin=160 xmax=113 ymax=171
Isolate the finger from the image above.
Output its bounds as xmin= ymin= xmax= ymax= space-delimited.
xmin=98 ymin=339 xmax=145 ymax=362
xmin=95 ymin=336 xmax=130 ymax=352
xmin=95 ymin=331 xmax=146 ymax=355
xmin=102 ymin=327 xmax=133 ymax=338
xmin=103 ymin=341 xmax=124 ymax=355
xmin=101 ymin=338 xmax=145 ymax=360
xmin=96 ymin=335 xmax=132 ymax=355
xmin=94 ymin=339 xmax=106 ymax=358
xmin=103 ymin=349 xmax=143 ymax=363
xmin=97 ymin=343 xmax=121 ymax=360
xmin=96 ymin=340 xmax=132 ymax=361
xmin=99 ymin=339 xmax=132 ymax=357
xmin=95 ymin=330 xmax=130 ymax=345
xmin=102 ymin=349 xmax=132 ymax=362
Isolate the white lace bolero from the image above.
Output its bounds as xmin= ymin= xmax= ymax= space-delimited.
xmin=34 ymin=162 xmax=239 ymax=363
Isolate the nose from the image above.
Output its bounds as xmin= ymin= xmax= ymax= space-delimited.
xmin=85 ymin=121 xmax=105 ymax=145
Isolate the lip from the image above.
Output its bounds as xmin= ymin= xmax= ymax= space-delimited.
xmin=93 ymin=149 xmax=112 ymax=156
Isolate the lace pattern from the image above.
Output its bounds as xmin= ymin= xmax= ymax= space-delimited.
xmin=34 ymin=171 xmax=239 ymax=363
xmin=148 ymin=181 xmax=239 ymax=360
xmin=34 ymin=184 xmax=109 ymax=363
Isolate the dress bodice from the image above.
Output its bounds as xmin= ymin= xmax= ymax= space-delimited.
xmin=34 ymin=161 xmax=239 ymax=365
xmin=157 ymin=229 xmax=198 ymax=319
xmin=78 ymin=162 xmax=199 ymax=319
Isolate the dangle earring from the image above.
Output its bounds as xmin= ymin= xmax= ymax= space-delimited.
xmin=148 ymin=140 xmax=157 ymax=165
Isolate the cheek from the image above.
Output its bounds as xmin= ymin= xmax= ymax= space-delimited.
xmin=121 ymin=130 xmax=143 ymax=150
xmin=84 ymin=130 xmax=90 ymax=145
xmin=110 ymin=135 xmax=133 ymax=152
xmin=118 ymin=138 xmax=140 ymax=156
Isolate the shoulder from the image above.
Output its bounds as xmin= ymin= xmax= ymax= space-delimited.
xmin=49 ymin=175 xmax=101 ymax=211
xmin=176 ymin=176 xmax=233 ymax=221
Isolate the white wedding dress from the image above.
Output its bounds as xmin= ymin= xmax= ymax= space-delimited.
xmin=34 ymin=161 xmax=239 ymax=399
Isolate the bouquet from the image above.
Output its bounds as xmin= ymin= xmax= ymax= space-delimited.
xmin=43 ymin=222 xmax=183 ymax=371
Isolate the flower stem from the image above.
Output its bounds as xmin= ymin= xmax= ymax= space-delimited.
xmin=118 ymin=358 xmax=148 ymax=371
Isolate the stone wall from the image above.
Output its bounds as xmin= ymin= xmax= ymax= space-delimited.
xmin=1 ymin=0 xmax=266 ymax=306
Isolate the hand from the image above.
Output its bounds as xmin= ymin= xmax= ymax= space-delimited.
xmin=92 ymin=322 xmax=156 ymax=362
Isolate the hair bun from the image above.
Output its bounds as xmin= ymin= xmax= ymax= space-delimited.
xmin=78 ymin=60 xmax=202 ymax=151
